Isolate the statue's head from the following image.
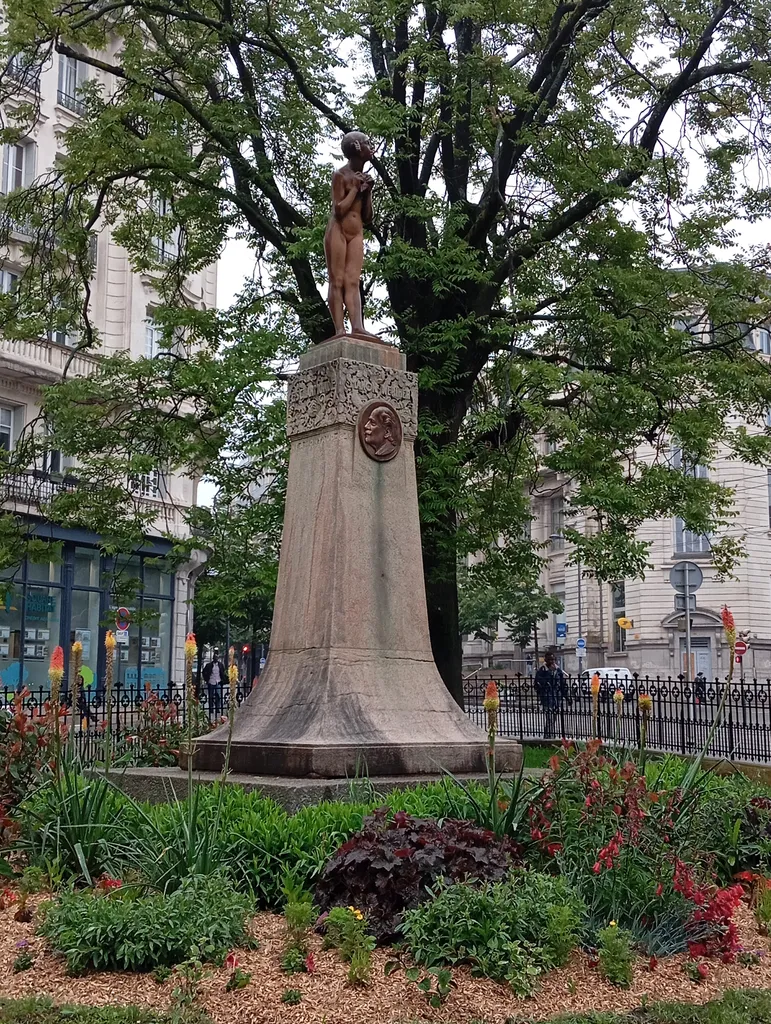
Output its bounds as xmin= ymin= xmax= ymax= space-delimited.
xmin=341 ymin=131 xmax=374 ymax=161
xmin=363 ymin=405 xmax=395 ymax=451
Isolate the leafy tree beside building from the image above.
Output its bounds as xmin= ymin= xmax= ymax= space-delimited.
xmin=2 ymin=0 xmax=771 ymax=698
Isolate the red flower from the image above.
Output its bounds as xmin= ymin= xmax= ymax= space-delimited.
xmin=305 ymin=952 xmax=316 ymax=974
xmin=649 ymin=956 xmax=658 ymax=972
xmin=655 ymin=883 xmax=663 ymax=897
xmin=225 ymin=952 xmax=240 ymax=970
xmin=98 ymin=876 xmax=122 ymax=891
xmin=697 ymin=962 xmax=710 ymax=980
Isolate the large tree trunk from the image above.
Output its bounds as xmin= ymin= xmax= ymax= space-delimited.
xmin=421 ymin=510 xmax=464 ymax=707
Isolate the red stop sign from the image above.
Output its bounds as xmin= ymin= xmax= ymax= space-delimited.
xmin=734 ymin=640 xmax=748 ymax=658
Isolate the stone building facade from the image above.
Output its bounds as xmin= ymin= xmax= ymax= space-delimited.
xmin=463 ymin=326 xmax=771 ymax=681
xmin=0 ymin=47 xmax=216 ymax=696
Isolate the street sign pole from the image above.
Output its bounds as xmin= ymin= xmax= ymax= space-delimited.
xmin=684 ymin=561 xmax=692 ymax=681
xmin=577 ymin=554 xmax=583 ymax=676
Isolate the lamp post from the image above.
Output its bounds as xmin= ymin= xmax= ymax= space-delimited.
xmin=550 ymin=531 xmax=583 ymax=674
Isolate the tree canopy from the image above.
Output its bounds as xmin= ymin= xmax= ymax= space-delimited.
xmin=2 ymin=0 xmax=771 ymax=697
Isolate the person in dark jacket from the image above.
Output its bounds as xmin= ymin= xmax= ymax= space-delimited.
xmin=534 ymin=652 xmax=566 ymax=739
xmin=202 ymin=649 xmax=227 ymax=718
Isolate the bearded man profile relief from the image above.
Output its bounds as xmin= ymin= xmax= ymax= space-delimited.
xmin=324 ymin=131 xmax=380 ymax=339
xmin=358 ymin=401 xmax=402 ymax=462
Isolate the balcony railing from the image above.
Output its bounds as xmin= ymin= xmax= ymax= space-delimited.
xmin=57 ymin=90 xmax=86 ymax=115
xmin=6 ymin=61 xmax=40 ymax=90
xmin=0 ymin=335 xmax=98 ymax=380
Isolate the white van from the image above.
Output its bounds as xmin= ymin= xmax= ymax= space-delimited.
xmin=580 ymin=667 xmax=635 ymax=700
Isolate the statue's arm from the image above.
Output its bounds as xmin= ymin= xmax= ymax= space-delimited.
xmin=361 ymin=185 xmax=373 ymax=225
xmin=332 ymin=171 xmax=359 ymax=219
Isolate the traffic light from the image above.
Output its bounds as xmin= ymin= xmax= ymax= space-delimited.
xmin=242 ymin=645 xmax=249 ymax=654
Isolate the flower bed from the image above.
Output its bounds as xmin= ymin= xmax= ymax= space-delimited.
xmin=1 ymin=895 xmax=771 ymax=1023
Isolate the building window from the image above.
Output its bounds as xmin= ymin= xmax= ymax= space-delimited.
xmin=1 ymin=141 xmax=34 ymax=194
xmin=47 ymin=327 xmax=75 ymax=347
xmin=671 ymin=446 xmax=709 ymax=479
xmin=0 ymin=406 xmax=14 ymax=451
xmin=145 ymin=319 xmax=162 ymax=359
xmin=759 ymin=329 xmax=771 ymax=355
xmin=131 ymin=470 xmax=161 ymax=499
xmin=57 ymin=54 xmax=88 ymax=114
xmin=0 ymin=269 xmax=19 ymax=294
xmin=611 ymin=582 xmax=626 ymax=652
xmin=145 ymin=316 xmax=183 ymax=358
xmin=152 ymin=196 xmax=180 ymax=263
xmin=768 ymin=470 xmax=771 ymax=529
xmin=44 ymin=449 xmax=62 ymax=475
xmin=550 ymin=497 xmax=564 ymax=550
xmin=6 ymin=55 xmax=41 ymax=89
xmin=552 ymin=589 xmax=565 ymax=644
xmin=674 ymin=518 xmax=711 ymax=554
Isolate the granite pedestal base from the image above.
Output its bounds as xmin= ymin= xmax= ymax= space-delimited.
xmin=194 ymin=334 xmax=522 ymax=778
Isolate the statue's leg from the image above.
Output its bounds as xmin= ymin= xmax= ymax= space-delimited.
xmin=343 ymin=231 xmax=365 ymax=333
xmin=324 ymin=222 xmax=347 ymax=335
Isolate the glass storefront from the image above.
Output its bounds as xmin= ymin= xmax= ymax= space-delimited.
xmin=0 ymin=543 xmax=174 ymax=697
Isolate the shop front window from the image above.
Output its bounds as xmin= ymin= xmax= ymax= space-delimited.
xmin=112 ymin=605 xmax=140 ymax=694
xmin=143 ymin=562 xmax=172 ymax=597
xmin=27 ymin=557 xmax=61 ymax=585
xmin=139 ymin=597 xmax=172 ymax=696
xmin=74 ymin=546 xmax=101 ymax=588
xmin=70 ymin=588 xmax=101 ymax=700
xmin=0 ymin=580 xmax=24 ymax=698
xmin=22 ymin=587 xmax=61 ymax=693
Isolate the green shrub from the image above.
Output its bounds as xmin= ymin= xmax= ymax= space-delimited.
xmin=401 ymin=872 xmax=584 ymax=985
xmin=37 ymin=874 xmax=252 ymax=973
xmin=280 ymin=947 xmax=306 ymax=974
xmin=17 ymin=767 xmax=136 ymax=885
xmin=0 ymin=999 xmax=209 ymax=1024
xmin=283 ymin=882 xmax=317 ymax=954
xmin=323 ymin=906 xmax=375 ymax=962
xmin=281 ymin=989 xmax=302 ymax=1005
xmin=16 ymin=768 xmax=502 ymax=909
xmin=597 ymin=923 xmax=634 ymax=988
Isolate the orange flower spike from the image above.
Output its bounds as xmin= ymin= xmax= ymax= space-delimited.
xmin=48 ymin=646 xmax=65 ymax=703
xmin=483 ymin=680 xmax=500 ymax=711
xmin=639 ymin=693 xmax=653 ymax=715
xmin=48 ymin=646 xmax=64 ymax=683
xmin=721 ymin=606 xmax=736 ymax=648
xmin=591 ymin=673 xmax=601 ymax=697
xmin=184 ymin=632 xmax=197 ymax=660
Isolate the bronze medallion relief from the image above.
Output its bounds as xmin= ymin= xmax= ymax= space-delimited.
xmin=358 ymin=400 xmax=402 ymax=462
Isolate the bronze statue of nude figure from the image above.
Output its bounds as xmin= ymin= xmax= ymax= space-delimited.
xmin=324 ymin=131 xmax=378 ymax=338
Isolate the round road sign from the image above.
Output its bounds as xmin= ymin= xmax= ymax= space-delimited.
xmin=734 ymin=640 xmax=749 ymax=658
xmin=115 ymin=606 xmax=131 ymax=631
xmin=669 ymin=561 xmax=704 ymax=593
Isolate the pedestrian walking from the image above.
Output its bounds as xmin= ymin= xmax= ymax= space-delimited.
xmin=534 ymin=652 xmax=566 ymax=739
xmin=202 ymin=649 xmax=227 ymax=718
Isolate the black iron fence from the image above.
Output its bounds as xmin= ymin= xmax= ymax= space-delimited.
xmin=5 ymin=673 xmax=771 ymax=767
xmin=0 ymin=682 xmax=251 ymax=766
xmin=463 ymin=673 xmax=771 ymax=763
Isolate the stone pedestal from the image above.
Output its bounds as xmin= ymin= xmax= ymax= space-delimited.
xmin=194 ymin=336 xmax=522 ymax=777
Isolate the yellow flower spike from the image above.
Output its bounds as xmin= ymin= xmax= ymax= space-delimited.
xmin=610 ymin=921 xmax=617 ymax=927
xmin=105 ymin=630 xmax=117 ymax=652
xmin=638 ymin=693 xmax=653 ymax=715
xmin=612 ymin=688 xmax=624 ymax=706
xmin=72 ymin=641 xmax=83 ymax=656
xmin=184 ymin=632 xmax=197 ymax=660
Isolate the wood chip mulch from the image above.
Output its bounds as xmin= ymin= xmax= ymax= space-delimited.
xmin=2 ymin=898 xmax=771 ymax=1023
